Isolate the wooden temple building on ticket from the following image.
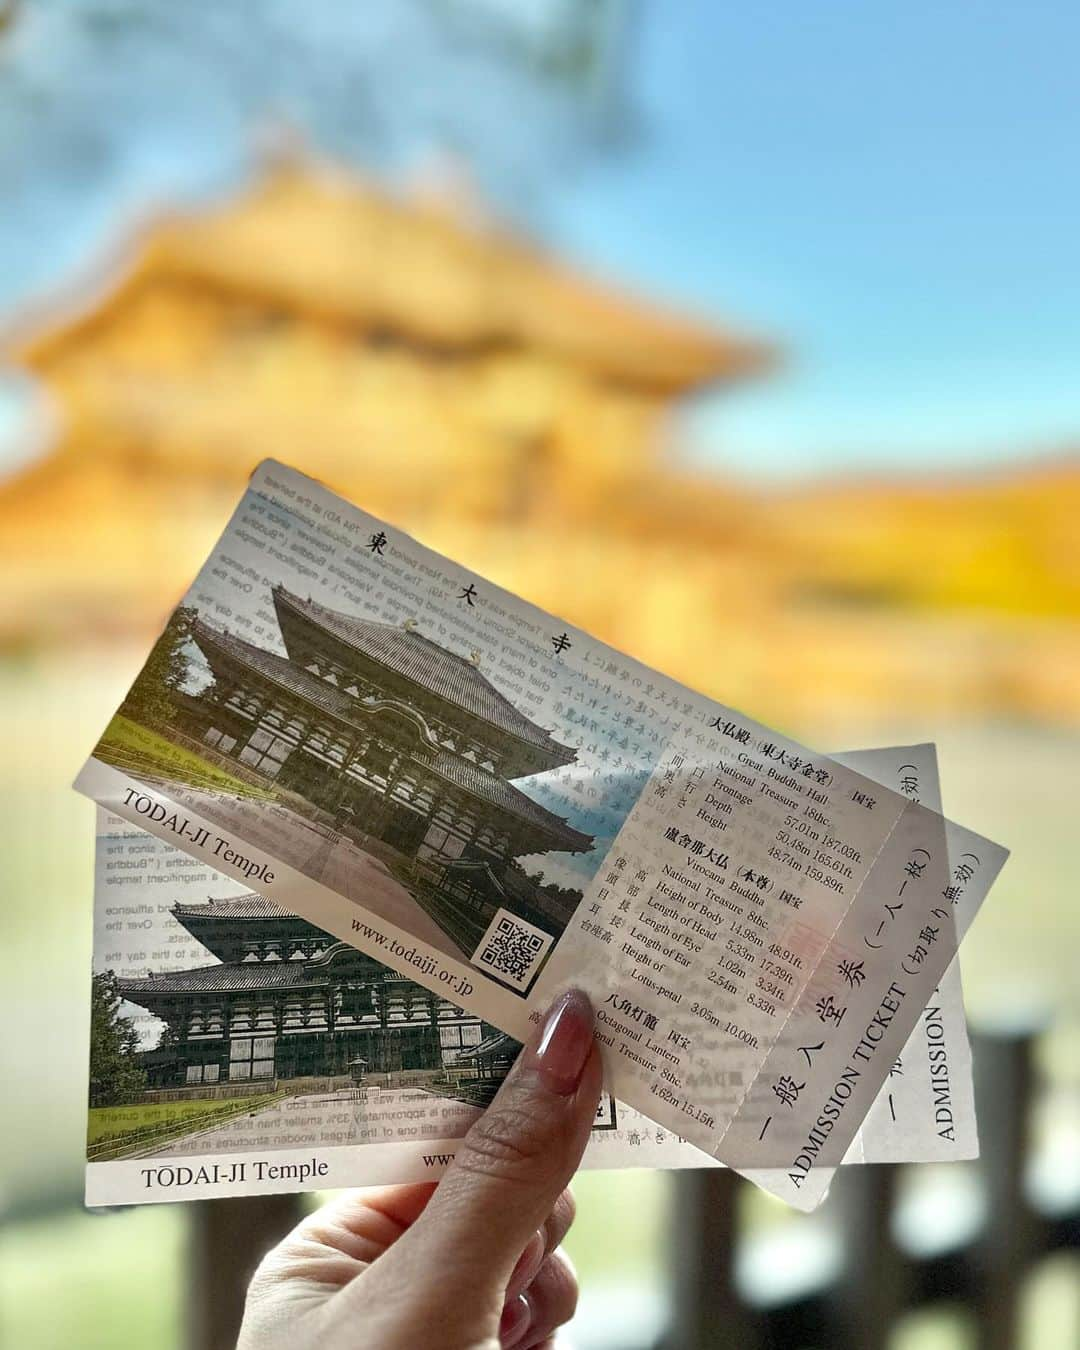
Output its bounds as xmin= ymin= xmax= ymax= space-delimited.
xmin=165 ymin=581 xmax=594 ymax=954
xmin=116 ymin=892 xmax=511 ymax=1090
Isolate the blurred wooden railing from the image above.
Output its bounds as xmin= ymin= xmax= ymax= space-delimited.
xmin=187 ymin=1028 xmax=1078 ymax=1350
xmin=664 ymin=1029 xmax=1078 ymax=1350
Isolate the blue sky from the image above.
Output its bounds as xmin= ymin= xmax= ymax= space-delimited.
xmin=547 ymin=2 xmax=1080 ymax=477
xmin=0 ymin=1 xmax=1076 ymax=480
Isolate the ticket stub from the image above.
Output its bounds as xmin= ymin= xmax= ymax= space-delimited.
xmin=841 ymin=743 xmax=980 ymax=1166
xmin=74 ymin=460 xmax=1007 ymax=1197
xmin=737 ymin=743 xmax=1003 ymax=1206
xmin=735 ymin=742 xmax=986 ymax=1205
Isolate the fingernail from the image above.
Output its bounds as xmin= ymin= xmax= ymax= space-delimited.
xmin=529 ymin=989 xmax=594 ymax=1095
xmin=507 ymin=1229 xmax=546 ymax=1298
xmin=500 ymin=1292 xmax=532 ymax=1348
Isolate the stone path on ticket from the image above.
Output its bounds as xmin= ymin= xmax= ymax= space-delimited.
xmin=145 ymin=1087 xmax=475 ymax=1159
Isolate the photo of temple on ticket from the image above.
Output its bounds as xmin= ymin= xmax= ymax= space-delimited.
xmin=84 ymin=463 xmax=678 ymax=998
xmin=96 ymin=574 xmax=608 ymax=989
xmin=85 ymin=812 xmax=683 ymax=1206
xmin=93 ymin=875 xmax=519 ymax=1158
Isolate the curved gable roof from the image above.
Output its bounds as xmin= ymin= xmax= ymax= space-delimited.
xmin=9 ymin=169 xmax=773 ymax=393
xmin=174 ymin=893 xmax=292 ymax=922
xmin=117 ymin=942 xmax=395 ymax=997
xmin=274 ymin=586 xmax=574 ymax=763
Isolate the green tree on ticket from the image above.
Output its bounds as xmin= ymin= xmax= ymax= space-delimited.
xmin=89 ymin=970 xmax=148 ymax=1107
xmin=120 ymin=605 xmax=198 ymax=728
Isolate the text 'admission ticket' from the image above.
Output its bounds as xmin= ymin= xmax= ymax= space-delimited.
xmin=75 ymin=461 xmax=1006 ymax=1207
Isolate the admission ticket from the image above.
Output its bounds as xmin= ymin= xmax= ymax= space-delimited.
xmin=86 ymin=743 xmax=981 ymax=1207
xmin=75 ymin=461 xmax=1007 ymax=1206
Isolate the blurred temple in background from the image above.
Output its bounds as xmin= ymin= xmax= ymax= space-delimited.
xmin=1 ymin=160 xmax=1078 ymax=733
xmin=0 ymin=159 xmax=767 ymax=641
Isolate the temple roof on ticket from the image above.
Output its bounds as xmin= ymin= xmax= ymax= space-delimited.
xmin=117 ymin=941 xmax=395 ymax=996
xmin=118 ymin=958 xmax=326 ymax=996
xmin=171 ymin=893 xmax=327 ymax=964
xmin=273 ymin=585 xmax=574 ymax=764
xmin=447 ymin=1029 xmax=517 ymax=1065
xmin=192 ymin=617 xmax=591 ymax=850
xmin=441 ymin=856 xmax=566 ymax=907
xmin=174 ymin=893 xmax=295 ymax=923
xmin=426 ymin=751 xmax=591 ymax=852
xmin=193 ymin=618 xmax=367 ymax=724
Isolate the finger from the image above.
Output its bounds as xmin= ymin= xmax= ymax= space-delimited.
xmin=507 ymin=1188 xmax=576 ymax=1298
xmin=512 ymin=1249 xmax=579 ymax=1350
xmin=392 ymin=990 xmax=602 ymax=1293
xmin=542 ymin=1187 xmax=576 ymax=1255
xmin=337 ymin=1183 xmax=437 ymax=1234
xmin=251 ymin=1183 xmax=438 ymax=1290
xmin=302 ymin=1183 xmax=437 ymax=1261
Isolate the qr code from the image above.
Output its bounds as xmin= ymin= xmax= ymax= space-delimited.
xmin=471 ymin=908 xmax=555 ymax=992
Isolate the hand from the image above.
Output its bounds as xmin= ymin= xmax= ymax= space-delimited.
xmin=238 ymin=989 xmax=602 ymax=1349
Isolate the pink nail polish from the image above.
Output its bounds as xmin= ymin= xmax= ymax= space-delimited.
xmin=529 ymin=989 xmax=594 ymax=1095
xmin=500 ymin=1292 xmax=531 ymax=1348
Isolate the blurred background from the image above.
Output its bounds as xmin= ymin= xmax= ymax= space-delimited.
xmin=0 ymin=2 xmax=1077 ymax=1347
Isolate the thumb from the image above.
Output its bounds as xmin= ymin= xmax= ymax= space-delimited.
xmin=404 ymin=988 xmax=602 ymax=1289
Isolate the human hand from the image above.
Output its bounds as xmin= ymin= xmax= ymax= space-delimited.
xmin=237 ymin=988 xmax=602 ymax=1349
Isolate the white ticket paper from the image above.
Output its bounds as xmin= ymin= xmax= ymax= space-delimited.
xmin=74 ymin=461 xmax=1007 ymax=1204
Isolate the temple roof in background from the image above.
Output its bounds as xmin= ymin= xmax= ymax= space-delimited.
xmin=7 ymin=165 xmax=774 ymax=393
xmin=0 ymin=164 xmax=1074 ymax=729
